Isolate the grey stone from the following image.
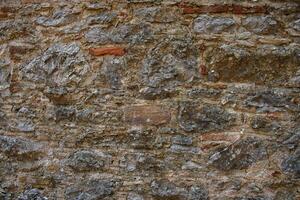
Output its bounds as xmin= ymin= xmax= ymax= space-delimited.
xmin=0 ymin=136 xmax=42 ymax=160
xmin=127 ymin=192 xmax=144 ymax=200
xmin=151 ymin=180 xmax=185 ymax=199
xmin=151 ymin=180 xmax=208 ymax=200
xmin=17 ymin=189 xmax=47 ymax=200
xmin=65 ymin=179 xmax=117 ymax=200
xmin=188 ymin=186 xmax=209 ymax=200
xmin=282 ymin=130 xmax=300 ymax=149
xmin=140 ymin=37 xmax=199 ymax=99
xmin=36 ymin=9 xmax=78 ymax=27
xmin=250 ymin=116 xmax=281 ymax=133
xmin=0 ymin=60 xmax=11 ymax=91
xmin=242 ymin=16 xmax=278 ymax=34
xmin=169 ymin=144 xmax=201 ymax=154
xmin=291 ymin=19 xmax=300 ymax=32
xmin=134 ymin=7 xmax=176 ymax=23
xmin=209 ymin=137 xmax=268 ymax=171
xmin=234 ymin=197 xmax=270 ymax=200
xmin=172 ymin=135 xmax=193 ymax=146
xmin=85 ymin=23 xmax=153 ymax=44
xmin=274 ymin=190 xmax=296 ymax=200
xmin=194 ymin=15 xmax=236 ymax=34
xmin=22 ymin=43 xmax=90 ymax=88
xmin=66 ymin=150 xmax=110 ymax=171
xmin=245 ymin=90 xmax=299 ymax=112
xmin=86 ymin=12 xmax=117 ymax=25
xmin=281 ymin=149 xmax=300 ymax=178
xmin=101 ymin=57 xmax=126 ymax=89
xmin=55 ymin=106 xmax=76 ymax=121
xmin=15 ymin=120 xmax=35 ymax=132
xmin=187 ymin=88 xmax=221 ymax=98
xmin=178 ymin=102 xmax=236 ymax=133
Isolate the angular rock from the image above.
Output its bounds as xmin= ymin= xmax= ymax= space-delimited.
xmin=169 ymin=144 xmax=201 ymax=154
xmin=86 ymin=12 xmax=117 ymax=25
xmin=172 ymin=135 xmax=193 ymax=146
xmin=127 ymin=192 xmax=144 ymax=200
xmin=188 ymin=186 xmax=209 ymax=200
xmin=0 ymin=59 xmax=11 ymax=91
xmin=36 ymin=9 xmax=78 ymax=27
xmin=245 ymin=90 xmax=299 ymax=112
xmin=65 ymin=179 xmax=117 ymax=200
xmin=66 ymin=150 xmax=111 ymax=171
xmin=0 ymin=136 xmax=43 ymax=160
xmin=124 ymin=105 xmax=171 ymax=126
xmin=250 ymin=116 xmax=281 ymax=133
xmin=187 ymin=88 xmax=221 ymax=98
xmin=194 ymin=15 xmax=236 ymax=34
xmin=134 ymin=7 xmax=177 ymax=23
xmin=55 ymin=106 xmax=76 ymax=121
xmin=21 ymin=43 xmax=90 ymax=88
xmin=85 ymin=23 xmax=153 ymax=44
xmin=151 ymin=180 xmax=208 ymax=200
xmin=290 ymin=18 xmax=300 ymax=32
xmin=242 ymin=16 xmax=278 ymax=34
xmin=281 ymin=149 xmax=300 ymax=178
xmin=204 ymin=44 xmax=300 ymax=85
xmin=178 ymin=102 xmax=236 ymax=133
xmin=140 ymin=37 xmax=199 ymax=99
xmin=151 ymin=180 xmax=185 ymax=199
xmin=17 ymin=189 xmax=47 ymax=200
xmin=101 ymin=57 xmax=126 ymax=89
xmin=209 ymin=137 xmax=268 ymax=171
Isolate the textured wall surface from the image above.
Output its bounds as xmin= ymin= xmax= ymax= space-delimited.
xmin=0 ymin=0 xmax=300 ymax=199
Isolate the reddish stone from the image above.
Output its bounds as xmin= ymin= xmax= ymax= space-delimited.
xmin=89 ymin=47 xmax=125 ymax=56
xmin=200 ymin=133 xmax=240 ymax=142
xmin=124 ymin=105 xmax=171 ymax=126
xmin=199 ymin=65 xmax=208 ymax=76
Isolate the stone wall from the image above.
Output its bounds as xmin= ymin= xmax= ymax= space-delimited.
xmin=0 ymin=0 xmax=299 ymax=199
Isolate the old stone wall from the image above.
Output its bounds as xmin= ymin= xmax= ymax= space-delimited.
xmin=0 ymin=0 xmax=299 ymax=199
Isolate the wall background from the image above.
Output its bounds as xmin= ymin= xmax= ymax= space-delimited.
xmin=0 ymin=0 xmax=299 ymax=199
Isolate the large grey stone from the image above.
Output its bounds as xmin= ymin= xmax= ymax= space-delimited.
xmin=36 ymin=9 xmax=79 ymax=27
xmin=178 ymin=102 xmax=236 ymax=133
xmin=85 ymin=23 xmax=153 ymax=44
xmin=194 ymin=15 xmax=236 ymax=34
xmin=0 ymin=136 xmax=43 ymax=160
xmin=22 ymin=43 xmax=90 ymax=88
xmin=86 ymin=12 xmax=117 ymax=25
xmin=140 ymin=37 xmax=199 ymax=99
xmin=242 ymin=16 xmax=278 ymax=34
xmin=65 ymin=179 xmax=117 ymax=200
xmin=66 ymin=150 xmax=111 ymax=171
xmin=209 ymin=137 xmax=268 ymax=171
xmin=134 ymin=7 xmax=177 ymax=23
xmin=17 ymin=189 xmax=47 ymax=200
xmin=281 ymin=149 xmax=300 ymax=178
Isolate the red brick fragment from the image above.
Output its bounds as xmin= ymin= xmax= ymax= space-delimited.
xmin=199 ymin=65 xmax=208 ymax=76
xmin=124 ymin=105 xmax=171 ymax=126
xmin=89 ymin=47 xmax=125 ymax=56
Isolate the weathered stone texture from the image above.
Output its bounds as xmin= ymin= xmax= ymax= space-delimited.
xmin=1 ymin=0 xmax=300 ymax=199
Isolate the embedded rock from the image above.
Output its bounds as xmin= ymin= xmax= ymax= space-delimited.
xmin=209 ymin=137 xmax=268 ymax=171
xmin=242 ymin=16 xmax=279 ymax=34
xmin=194 ymin=15 xmax=236 ymax=34
xmin=281 ymin=149 xmax=300 ymax=178
xmin=178 ymin=102 xmax=236 ymax=133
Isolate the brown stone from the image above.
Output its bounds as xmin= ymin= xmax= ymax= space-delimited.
xmin=124 ymin=105 xmax=171 ymax=126
xmin=89 ymin=47 xmax=125 ymax=56
xmin=180 ymin=4 xmax=267 ymax=14
xmin=200 ymin=133 xmax=240 ymax=142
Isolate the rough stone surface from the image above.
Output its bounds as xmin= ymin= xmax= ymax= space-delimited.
xmin=178 ymin=102 xmax=236 ymax=133
xmin=209 ymin=137 xmax=268 ymax=171
xmin=194 ymin=15 xmax=236 ymax=34
xmin=241 ymin=16 xmax=279 ymax=34
xmin=1 ymin=0 xmax=300 ymax=199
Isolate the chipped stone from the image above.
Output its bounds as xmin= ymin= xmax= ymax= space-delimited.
xmin=194 ymin=15 xmax=236 ymax=34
